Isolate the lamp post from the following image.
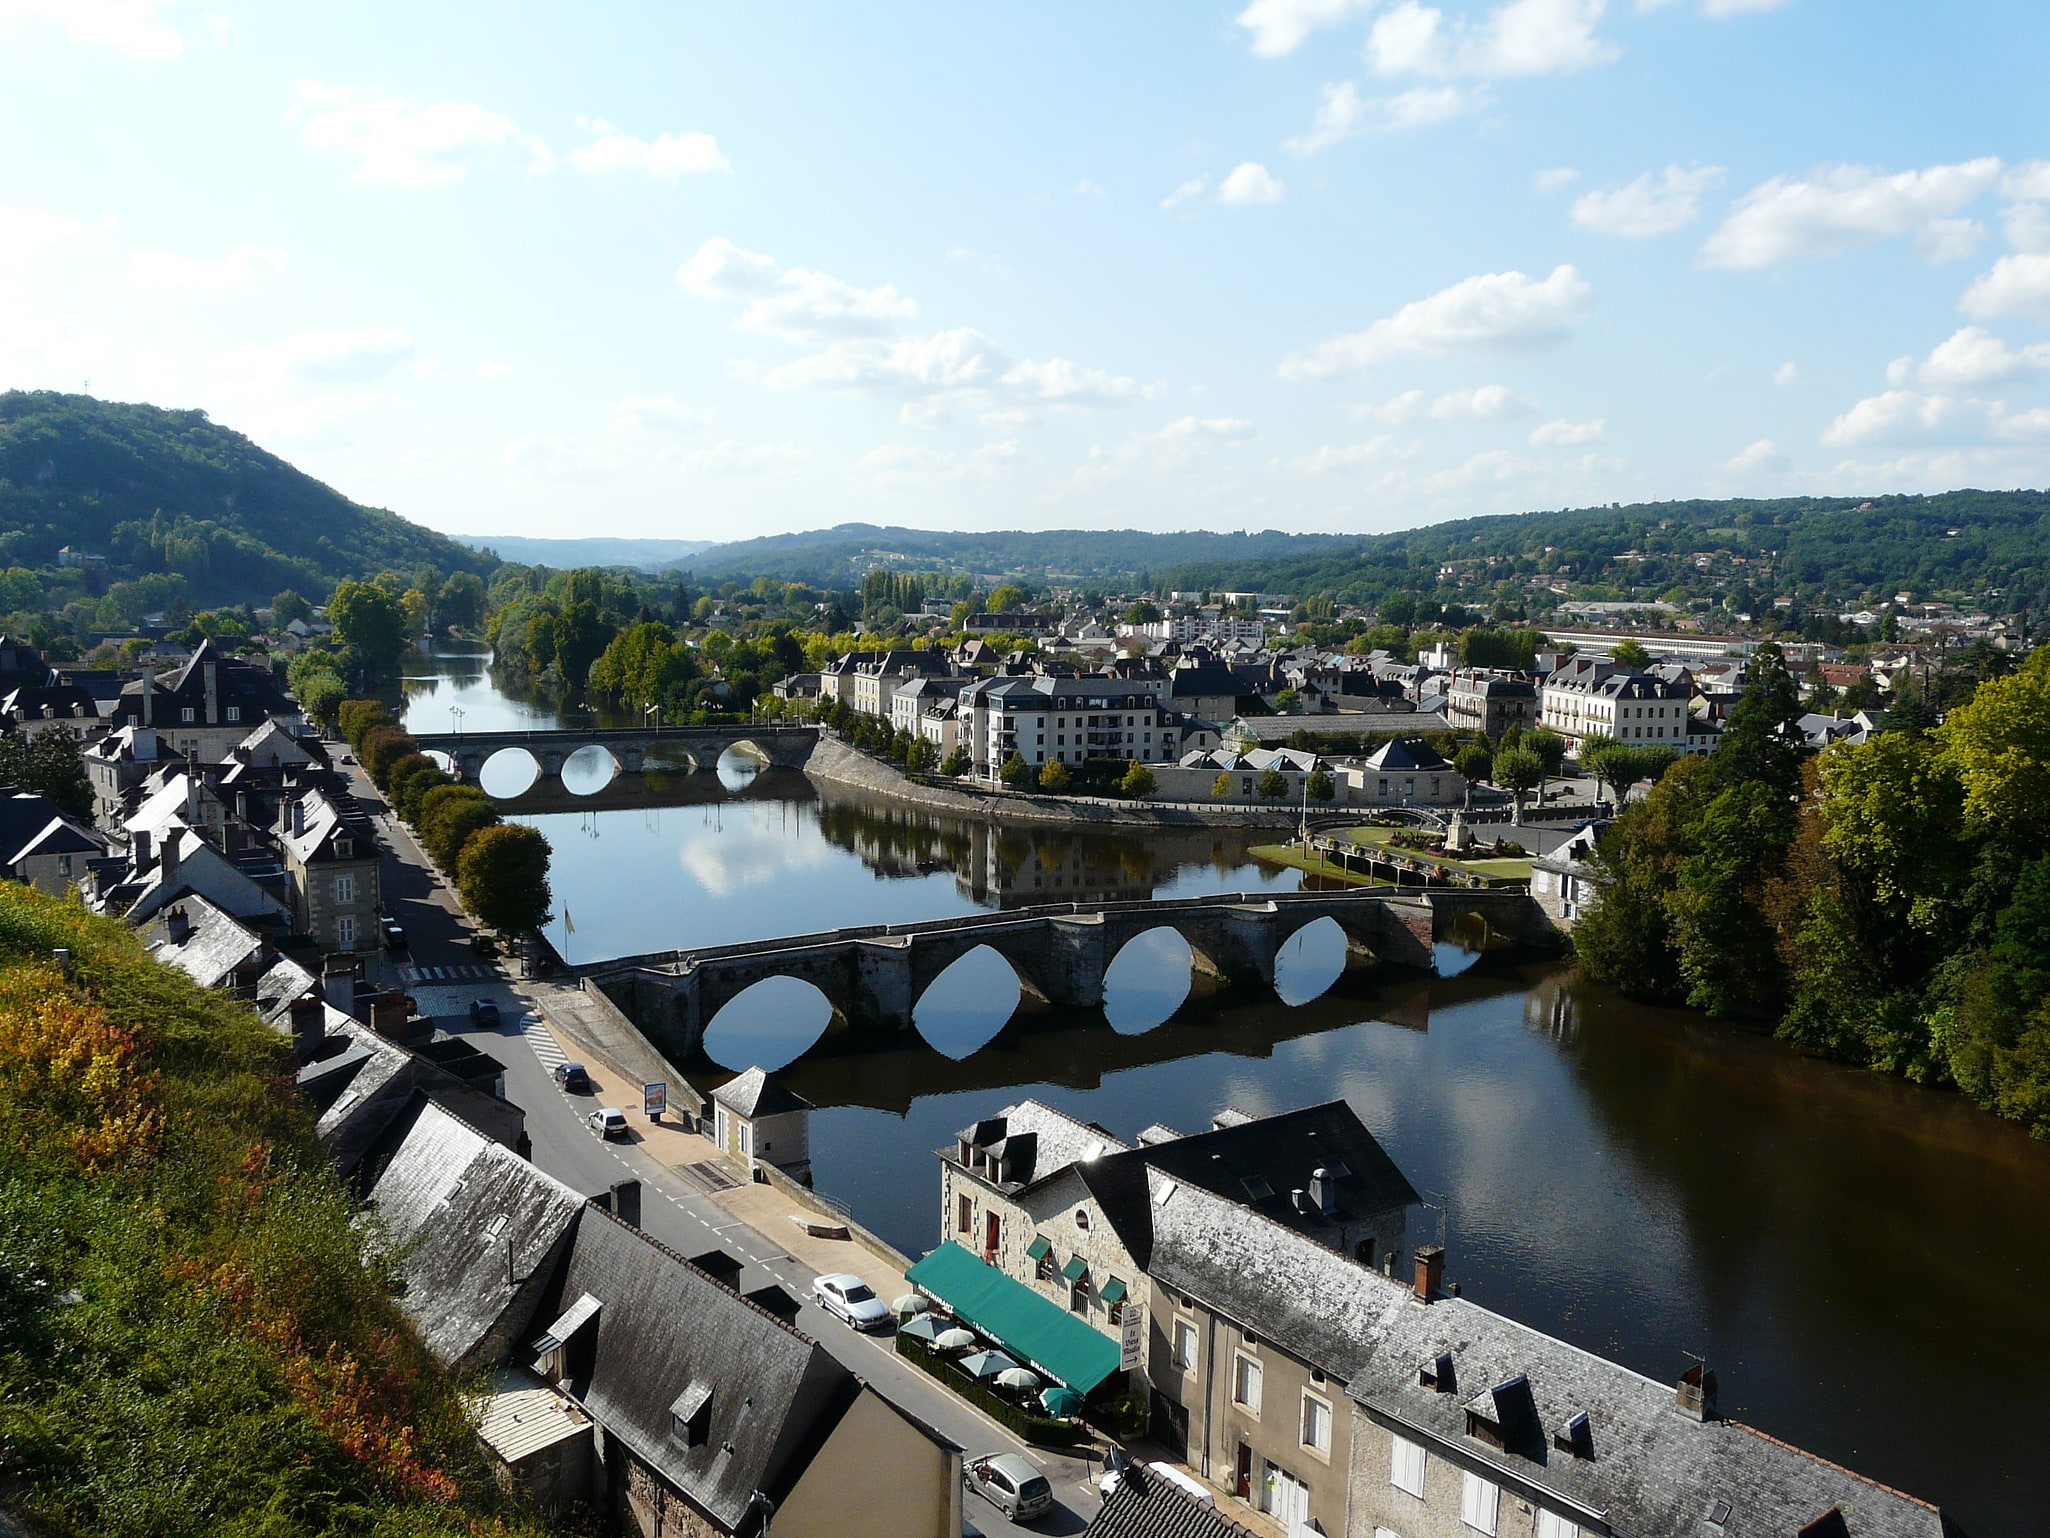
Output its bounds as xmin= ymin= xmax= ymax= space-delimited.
xmin=450 ymin=705 xmax=465 ymax=738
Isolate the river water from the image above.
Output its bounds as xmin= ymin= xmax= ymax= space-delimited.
xmin=401 ymin=646 xmax=2050 ymax=1536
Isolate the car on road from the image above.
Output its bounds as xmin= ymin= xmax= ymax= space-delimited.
xmin=470 ymin=932 xmax=499 ymax=957
xmin=468 ymin=999 xmax=501 ymax=1028
xmin=963 ymin=1453 xmax=1053 ymax=1524
xmin=381 ymin=916 xmax=408 ymax=951
xmin=587 ymin=1107 xmax=628 ymax=1139
xmin=811 ymin=1273 xmax=891 ymax=1332
xmin=554 ymin=1061 xmax=593 ymax=1093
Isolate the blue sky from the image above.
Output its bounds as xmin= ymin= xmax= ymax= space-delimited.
xmin=2 ymin=1 xmax=2047 ymax=544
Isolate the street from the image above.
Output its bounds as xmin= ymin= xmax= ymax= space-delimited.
xmin=345 ymin=752 xmax=1103 ymax=1536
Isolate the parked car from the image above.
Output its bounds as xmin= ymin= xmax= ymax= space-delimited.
xmin=467 ymin=999 xmax=501 ymax=1028
xmin=380 ymin=916 xmax=408 ymax=951
xmin=963 ymin=1453 xmax=1053 ymax=1524
xmin=811 ymin=1273 xmax=891 ymax=1332
xmin=470 ymin=932 xmax=499 ymax=957
xmin=554 ymin=1062 xmax=593 ymax=1093
xmin=587 ymin=1107 xmax=628 ymax=1140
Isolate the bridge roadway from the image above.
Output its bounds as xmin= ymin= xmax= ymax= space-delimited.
xmin=410 ymin=723 xmax=819 ymax=783
xmin=575 ymin=885 xmax=1551 ymax=1062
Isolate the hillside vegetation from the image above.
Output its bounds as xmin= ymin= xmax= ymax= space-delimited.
xmin=0 ymin=392 xmax=492 ymax=607
xmin=0 ymin=885 xmax=545 ymax=1538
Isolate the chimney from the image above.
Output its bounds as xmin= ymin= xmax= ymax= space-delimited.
xmin=141 ymin=666 xmax=154 ymax=727
xmin=608 ymin=1179 xmax=642 ymax=1229
xmin=1676 ymin=1364 xmax=1719 ymax=1422
xmin=288 ymin=993 xmax=326 ymax=1063
xmin=204 ymin=660 xmax=219 ymax=725
xmin=369 ymin=990 xmax=412 ymax=1041
xmin=322 ymin=953 xmax=359 ymax=1015
xmin=160 ymin=829 xmax=181 ymax=889
xmin=165 ymin=904 xmax=191 ymax=944
xmin=132 ymin=828 xmax=152 ymax=871
xmin=290 ymin=797 xmax=305 ymax=839
xmin=1413 ymin=1244 xmax=1445 ymax=1303
xmin=1309 ymin=1166 xmax=1336 ymax=1218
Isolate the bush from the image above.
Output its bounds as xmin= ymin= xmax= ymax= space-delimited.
xmin=895 ymin=1335 xmax=1082 ymax=1447
xmin=939 ymin=748 xmax=968 ymax=777
xmin=1038 ymin=760 xmax=1073 ymax=792
xmin=457 ymin=824 xmax=553 ymax=933
xmin=1119 ymin=761 xmax=1155 ymax=798
xmin=1000 ymin=752 xmax=1033 ymax=789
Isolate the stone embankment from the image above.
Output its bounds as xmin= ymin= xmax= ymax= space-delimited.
xmin=803 ymin=734 xmax=1301 ymax=830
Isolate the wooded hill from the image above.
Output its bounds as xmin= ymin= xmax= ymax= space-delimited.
xmin=0 ymin=392 xmax=493 ymax=605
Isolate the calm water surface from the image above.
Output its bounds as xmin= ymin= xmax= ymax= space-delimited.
xmin=400 ymin=647 xmax=2050 ymax=1537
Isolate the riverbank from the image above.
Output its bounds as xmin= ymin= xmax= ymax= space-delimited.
xmin=803 ymin=734 xmax=1302 ymax=829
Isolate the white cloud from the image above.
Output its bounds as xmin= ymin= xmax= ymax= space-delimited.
xmin=1961 ymin=252 xmax=2050 ymax=325
xmin=568 ymin=119 xmax=731 ymax=179
xmin=292 ymin=81 xmax=551 ymax=188
xmin=1637 ymin=0 xmax=1793 ymax=14
xmin=1286 ymin=82 xmax=1479 ymax=155
xmin=0 ymin=0 xmax=188 ymax=60
xmin=1161 ymin=177 xmax=1207 ymax=212
xmin=1534 ymin=166 xmax=1580 ymax=192
xmin=0 ymin=204 xmax=84 ymax=265
xmin=1073 ymin=178 xmax=1107 ymax=197
xmin=1281 ymin=263 xmax=1593 ymax=379
xmin=1002 ymin=357 xmax=1150 ymax=406
xmin=1701 ymin=157 xmax=2005 ymax=269
xmin=1914 ymin=217 xmax=1988 ymax=263
xmin=126 ymin=243 xmax=286 ymax=291
xmin=860 ymin=440 xmax=1018 ymax=482
xmin=1279 ymin=435 xmax=1414 ymax=473
xmin=1529 ymin=416 xmax=1605 ymax=445
xmin=2005 ymin=162 xmax=2050 ymax=202
xmin=1724 ymin=437 xmax=1789 ymax=472
xmin=615 ymin=394 xmax=712 ymax=432
xmin=764 ymin=328 xmax=1004 ymax=398
xmin=899 ymin=402 xmax=949 ymax=429
xmin=1218 ymin=162 xmax=1286 ymax=206
xmin=1571 ymin=164 xmax=1722 ymax=237
xmin=681 ymin=438 xmax=810 ymax=475
xmin=1356 ymin=384 xmax=1534 ymax=423
xmin=1367 ymin=0 xmax=1619 ymax=80
xmin=1154 ymin=415 xmax=1258 ymax=441
xmin=1821 ymin=390 xmax=1983 ymax=448
xmin=2003 ymin=203 xmax=2050 ymax=255
xmin=1906 ymin=326 xmax=2050 ymax=388
xmin=1236 ymin=0 xmax=1376 ymax=56
xmin=1772 ymin=360 xmax=1801 ymax=387
xmin=676 ymin=237 xmax=916 ymax=341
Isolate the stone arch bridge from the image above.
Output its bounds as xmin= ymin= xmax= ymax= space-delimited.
xmin=576 ymin=885 xmax=1553 ymax=1062
xmin=409 ymin=724 xmax=819 ymax=787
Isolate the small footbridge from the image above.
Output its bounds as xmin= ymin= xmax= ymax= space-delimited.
xmin=575 ymin=885 xmax=1552 ymax=1062
xmin=410 ymin=724 xmax=819 ymax=788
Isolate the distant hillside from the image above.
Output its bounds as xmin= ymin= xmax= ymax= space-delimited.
xmin=452 ymin=532 xmax=714 ymax=569
xmin=0 ymin=391 xmax=494 ymax=603
xmin=684 ymin=493 xmax=2050 ymax=610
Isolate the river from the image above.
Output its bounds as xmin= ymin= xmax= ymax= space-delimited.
xmin=400 ymin=645 xmax=2050 ymax=1537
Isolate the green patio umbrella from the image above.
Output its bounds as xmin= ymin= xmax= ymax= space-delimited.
xmin=934 ymin=1327 xmax=978 ymax=1351
xmin=900 ymin=1312 xmax=945 ymax=1343
xmin=1040 ymin=1385 xmax=1087 ymax=1418
xmin=959 ymin=1349 xmax=1020 ymax=1379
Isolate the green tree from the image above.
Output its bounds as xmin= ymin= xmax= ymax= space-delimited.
xmin=1493 ymin=745 xmax=1543 ymax=821
xmin=906 ymin=737 xmax=937 ymax=773
xmin=1581 ymin=737 xmax=1637 ymax=807
xmin=1710 ymin=642 xmax=1806 ymax=800
xmin=270 ymin=588 xmax=312 ymax=626
xmin=360 ymin=725 xmax=419 ymax=789
xmin=1038 ymin=759 xmax=1073 ymax=792
xmin=1124 ymin=601 xmax=1162 ymax=625
xmin=435 ymin=571 xmax=486 ymax=632
xmin=457 ymin=823 xmax=553 ymax=932
xmin=1527 ymin=726 xmax=1567 ymax=802
xmin=1610 ymin=638 xmax=1652 ymax=668
xmin=1120 ymin=761 xmax=1156 ymax=798
xmin=1306 ymin=768 xmax=1335 ymax=801
xmin=295 ymin=670 xmax=345 ymax=725
xmin=999 ymin=752 xmax=1033 ymax=789
xmin=387 ymin=754 xmax=450 ymax=823
xmin=419 ymin=786 xmax=501 ymax=871
xmin=1256 ymin=767 xmax=1290 ymax=799
xmin=326 ymin=579 xmax=409 ymax=682
xmin=1936 ymin=649 xmax=2050 ymax=850
xmin=1214 ymin=772 xmax=1234 ymax=798
xmin=939 ymin=747 xmax=968 ymax=777
xmin=0 ymin=731 xmax=92 ymax=821
xmin=987 ymin=584 xmax=1026 ymax=613
xmin=1454 ymin=742 xmax=1493 ymax=804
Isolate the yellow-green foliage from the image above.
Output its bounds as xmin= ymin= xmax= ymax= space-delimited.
xmin=0 ymin=885 xmax=548 ymax=1538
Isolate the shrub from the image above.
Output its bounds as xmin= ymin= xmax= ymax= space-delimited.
xmin=1000 ymin=752 xmax=1033 ymax=789
xmin=1038 ymin=760 xmax=1072 ymax=792
xmin=1119 ymin=761 xmax=1155 ymax=798
xmin=895 ymin=1335 xmax=1081 ymax=1447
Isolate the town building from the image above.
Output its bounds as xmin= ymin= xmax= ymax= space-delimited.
xmin=275 ymin=787 xmax=382 ymax=953
xmin=109 ymin=639 xmax=301 ymax=762
xmin=708 ymin=1065 xmax=813 ymax=1182
xmin=1445 ymin=671 xmax=1539 ymax=739
xmin=957 ymin=676 xmax=1182 ymax=780
xmin=1539 ymin=658 xmax=1692 ymax=751
xmin=1338 ymin=737 xmax=1466 ymax=807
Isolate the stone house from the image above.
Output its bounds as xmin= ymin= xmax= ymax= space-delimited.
xmin=708 ymin=1066 xmax=813 ymax=1181
xmin=1529 ymin=823 xmax=1603 ymax=928
xmin=1444 ymin=671 xmax=1538 ymax=739
xmin=1538 ymin=658 xmax=1690 ymax=752
xmin=1336 ymin=737 xmax=1466 ymax=807
xmin=0 ymin=789 xmax=103 ymax=895
xmin=110 ymin=638 xmax=300 ymax=762
xmin=276 ymin=789 xmax=382 ymax=953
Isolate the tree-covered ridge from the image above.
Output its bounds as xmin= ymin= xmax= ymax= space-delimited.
xmin=0 ymin=392 xmax=493 ymax=603
xmin=0 ymin=885 xmax=547 ymax=1536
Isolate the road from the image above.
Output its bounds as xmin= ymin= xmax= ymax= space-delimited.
xmin=342 ymin=750 xmax=1103 ymax=1537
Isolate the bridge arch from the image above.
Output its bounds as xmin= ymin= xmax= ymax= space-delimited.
xmin=1273 ymin=915 xmax=1348 ymax=1006
xmin=701 ymin=975 xmax=834 ymax=1071
xmin=561 ymin=742 xmax=623 ymax=795
xmin=1102 ymin=925 xmax=1194 ymax=1035
xmin=912 ymin=944 xmax=1023 ymax=1058
xmin=477 ymin=746 xmax=541 ymax=798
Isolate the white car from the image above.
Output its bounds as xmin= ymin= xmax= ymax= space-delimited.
xmin=811 ymin=1273 xmax=891 ymax=1332
xmin=588 ymin=1107 xmax=629 ymax=1140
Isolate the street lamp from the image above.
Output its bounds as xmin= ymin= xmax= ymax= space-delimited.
xmin=450 ymin=705 xmax=465 ymax=737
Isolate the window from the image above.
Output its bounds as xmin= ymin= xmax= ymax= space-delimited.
xmin=1173 ymin=1319 xmax=1199 ymax=1373
xmin=1389 ymin=1436 xmax=1426 ymax=1498
xmin=226 ymin=706 xmax=241 ymax=722
xmin=956 ymin=1194 xmax=972 ymax=1233
xmin=335 ymin=838 xmax=353 ymax=859
xmin=1232 ymin=1353 xmax=1262 ymax=1414
xmin=333 ymin=873 xmax=355 ymax=904
xmin=1074 ymin=1208 xmax=1090 ymax=1230
xmin=739 ymin=1122 xmax=754 ymax=1158
xmin=1301 ymin=1393 xmax=1331 ymax=1454
xmin=1536 ymin=1512 xmax=1579 ymax=1538
xmin=1460 ymin=1471 xmax=1500 ymax=1535
xmin=180 ymin=707 xmax=196 ymax=723
xmin=335 ymin=914 xmax=356 ymax=950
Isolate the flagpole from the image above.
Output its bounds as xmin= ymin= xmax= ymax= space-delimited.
xmin=562 ymin=906 xmax=574 ymax=967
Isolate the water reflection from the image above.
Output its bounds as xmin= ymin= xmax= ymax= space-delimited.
xmin=912 ymin=947 xmax=1023 ymax=1060
xmin=1102 ymin=928 xmax=1193 ymax=1035
xmin=478 ymin=747 xmax=540 ymax=798
xmin=1273 ymin=916 xmax=1346 ymax=1006
xmin=699 ymin=976 xmax=832 ymax=1070
xmin=560 ymin=743 xmax=620 ymax=796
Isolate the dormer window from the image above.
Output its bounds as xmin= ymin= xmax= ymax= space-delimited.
xmin=670 ymin=1381 xmax=713 ymax=1446
xmin=226 ymin=706 xmax=241 ymax=722
xmin=335 ymin=838 xmax=353 ymax=860
xmin=1074 ymin=1208 xmax=1090 ymax=1231
xmin=181 ymin=707 xmax=196 ymax=724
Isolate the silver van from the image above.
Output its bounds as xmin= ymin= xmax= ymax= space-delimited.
xmin=964 ymin=1452 xmax=1054 ymax=1523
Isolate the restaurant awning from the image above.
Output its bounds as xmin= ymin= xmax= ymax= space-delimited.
xmin=906 ymin=1242 xmax=1122 ymax=1393
xmin=1025 ymin=1236 xmax=1051 ymax=1260
xmin=1061 ymin=1255 xmax=1089 ymax=1283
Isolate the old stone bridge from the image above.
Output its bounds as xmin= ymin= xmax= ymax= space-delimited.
xmin=575 ymin=885 xmax=1553 ymax=1062
xmin=410 ymin=724 xmax=819 ymax=786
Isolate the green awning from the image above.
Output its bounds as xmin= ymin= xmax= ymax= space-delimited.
xmin=906 ymin=1242 xmax=1121 ymax=1393
xmin=1100 ymin=1277 xmax=1127 ymax=1304
xmin=1061 ymin=1255 xmax=1089 ymax=1282
xmin=1025 ymin=1236 xmax=1051 ymax=1260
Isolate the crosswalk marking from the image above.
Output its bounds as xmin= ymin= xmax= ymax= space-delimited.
xmin=397 ymin=962 xmax=494 ymax=985
xmin=523 ymin=1016 xmax=568 ymax=1069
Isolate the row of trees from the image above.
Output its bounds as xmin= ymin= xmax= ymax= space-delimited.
xmin=334 ymin=702 xmax=552 ymax=935
xmin=1575 ymin=642 xmax=2050 ymax=1136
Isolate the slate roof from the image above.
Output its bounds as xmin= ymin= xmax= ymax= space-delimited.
xmin=953 ymin=1099 xmax=1130 ymax=1191
xmin=361 ymin=1097 xmax=586 ymax=1369
xmin=546 ymin=1204 xmax=860 ymax=1532
xmin=711 ymin=1065 xmax=813 ymax=1118
xmin=1084 ymin=1472 xmax=1260 ymax=1538
xmin=143 ymin=894 xmax=266 ymax=990
xmin=1363 ymin=735 xmax=1455 ymax=773
xmin=1351 ymin=1295 xmax=1947 ymax=1538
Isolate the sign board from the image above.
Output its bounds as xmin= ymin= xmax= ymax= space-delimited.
xmin=1119 ymin=1301 xmax=1143 ymax=1371
xmin=643 ymin=1082 xmax=668 ymax=1120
